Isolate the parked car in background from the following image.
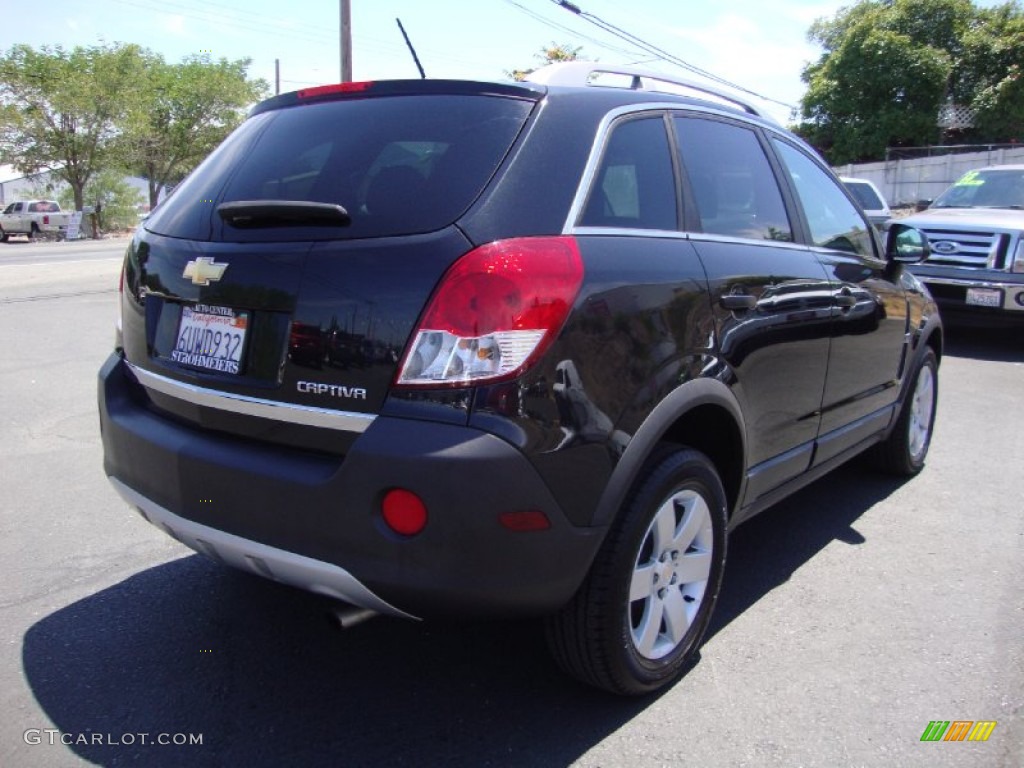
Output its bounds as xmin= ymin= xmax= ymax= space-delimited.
xmin=899 ymin=165 xmax=1024 ymax=324
xmin=98 ymin=62 xmax=942 ymax=696
xmin=0 ymin=200 xmax=71 ymax=241
xmin=841 ymin=177 xmax=891 ymax=229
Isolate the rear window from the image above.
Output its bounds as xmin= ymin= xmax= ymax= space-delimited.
xmin=146 ymin=94 xmax=533 ymax=242
xmin=843 ymin=180 xmax=884 ymax=210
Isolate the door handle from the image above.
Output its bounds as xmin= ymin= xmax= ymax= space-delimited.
xmin=719 ymin=293 xmax=757 ymax=311
xmin=835 ymin=287 xmax=857 ymax=309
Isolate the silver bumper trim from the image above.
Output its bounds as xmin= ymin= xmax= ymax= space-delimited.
xmin=109 ymin=478 xmax=418 ymax=620
xmin=126 ymin=362 xmax=377 ymax=433
xmin=919 ymin=276 xmax=1024 ymax=290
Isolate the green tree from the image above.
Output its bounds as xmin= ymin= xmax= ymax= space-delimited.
xmin=121 ymin=54 xmax=268 ymax=208
xmin=798 ymin=0 xmax=1024 ymax=163
xmin=58 ymin=169 xmax=144 ymax=234
xmin=508 ymin=43 xmax=584 ymax=82
xmin=959 ymin=4 xmax=1024 ymax=140
xmin=0 ymin=43 xmax=150 ymax=210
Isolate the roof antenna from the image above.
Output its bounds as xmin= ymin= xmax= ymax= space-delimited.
xmin=396 ymin=18 xmax=426 ymax=79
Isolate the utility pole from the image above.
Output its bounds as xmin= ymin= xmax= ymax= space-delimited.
xmin=340 ymin=0 xmax=352 ymax=82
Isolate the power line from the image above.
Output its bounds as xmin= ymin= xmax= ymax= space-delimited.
xmin=545 ymin=0 xmax=797 ymax=111
xmin=498 ymin=0 xmax=639 ymax=59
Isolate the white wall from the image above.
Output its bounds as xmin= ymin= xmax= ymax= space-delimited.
xmin=835 ymin=146 xmax=1024 ymax=207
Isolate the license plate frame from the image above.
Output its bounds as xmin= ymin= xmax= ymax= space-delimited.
xmin=965 ymin=287 xmax=1002 ymax=308
xmin=171 ymin=303 xmax=249 ymax=375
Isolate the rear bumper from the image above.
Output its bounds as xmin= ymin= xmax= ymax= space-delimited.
xmin=110 ymin=477 xmax=417 ymax=619
xmin=98 ymin=353 xmax=603 ymax=618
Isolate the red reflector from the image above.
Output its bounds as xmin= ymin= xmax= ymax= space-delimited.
xmin=381 ymin=489 xmax=428 ymax=536
xmin=499 ymin=510 xmax=551 ymax=532
xmin=297 ymin=81 xmax=374 ymax=100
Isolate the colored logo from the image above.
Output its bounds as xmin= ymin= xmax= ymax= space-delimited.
xmin=931 ymin=240 xmax=960 ymax=255
xmin=183 ymin=257 xmax=228 ymax=286
xmin=920 ymin=720 xmax=997 ymax=742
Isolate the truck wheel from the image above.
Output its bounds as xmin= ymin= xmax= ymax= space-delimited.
xmin=545 ymin=447 xmax=727 ymax=695
xmin=0 ymin=229 xmax=8 ymax=243
xmin=869 ymin=347 xmax=938 ymax=476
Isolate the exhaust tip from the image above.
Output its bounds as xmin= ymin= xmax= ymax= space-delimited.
xmin=332 ymin=606 xmax=379 ymax=630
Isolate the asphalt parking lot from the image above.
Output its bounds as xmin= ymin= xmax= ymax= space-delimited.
xmin=1 ymin=239 xmax=1021 ymax=767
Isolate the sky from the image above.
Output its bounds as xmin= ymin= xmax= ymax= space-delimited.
xmin=0 ymin=0 xmax=855 ymax=124
xmin=0 ymin=0 xmax=1009 ymax=125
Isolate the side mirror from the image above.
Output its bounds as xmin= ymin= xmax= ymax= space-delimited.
xmin=886 ymin=223 xmax=930 ymax=264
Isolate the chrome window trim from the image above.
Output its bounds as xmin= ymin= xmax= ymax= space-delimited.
xmin=571 ymin=226 xmax=808 ymax=251
xmin=563 ymin=102 xmax=790 ymax=237
xmin=127 ymin=362 xmax=377 ymax=433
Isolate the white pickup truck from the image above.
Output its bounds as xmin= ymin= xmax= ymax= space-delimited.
xmin=0 ymin=200 xmax=72 ymax=241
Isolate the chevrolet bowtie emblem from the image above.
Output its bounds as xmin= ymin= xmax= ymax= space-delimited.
xmin=183 ymin=257 xmax=228 ymax=286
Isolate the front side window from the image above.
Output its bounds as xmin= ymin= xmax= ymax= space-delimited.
xmin=774 ymin=140 xmax=874 ymax=257
xmin=580 ymin=116 xmax=677 ymax=231
xmin=675 ymin=117 xmax=792 ymax=242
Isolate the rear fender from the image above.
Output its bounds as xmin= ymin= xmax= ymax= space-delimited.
xmin=591 ymin=378 xmax=746 ymax=528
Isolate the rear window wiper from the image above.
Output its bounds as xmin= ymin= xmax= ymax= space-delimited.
xmin=217 ymin=200 xmax=351 ymax=228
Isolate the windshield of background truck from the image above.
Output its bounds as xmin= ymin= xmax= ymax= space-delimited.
xmin=932 ymin=169 xmax=1024 ymax=209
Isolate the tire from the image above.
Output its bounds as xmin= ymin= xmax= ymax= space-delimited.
xmin=870 ymin=347 xmax=938 ymax=476
xmin=545 ymin=446 xmax=728 ymax=695
xmin=0 ymin=228 xmax=8 ymax=243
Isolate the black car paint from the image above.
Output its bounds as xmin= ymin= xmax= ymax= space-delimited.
xmin=100 ymin=78 xmax=941 ymax=619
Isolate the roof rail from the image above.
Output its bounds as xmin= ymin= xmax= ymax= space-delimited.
xmin=525 ymin=61 xmax=769 ymax=120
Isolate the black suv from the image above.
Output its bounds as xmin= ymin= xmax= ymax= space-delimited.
xmin=99 ymin=62 xmax=942 ymax=695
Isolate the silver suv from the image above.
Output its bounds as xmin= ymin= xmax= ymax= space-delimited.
xmin=901 ymin=165 xmax=1024 ymax=323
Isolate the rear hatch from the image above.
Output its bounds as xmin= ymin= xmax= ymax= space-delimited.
xmin=119 ymin=80 xmax=541 ymax=454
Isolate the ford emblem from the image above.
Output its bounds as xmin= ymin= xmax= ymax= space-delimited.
xmin=932 ymin=240 xmax=960 ymax=255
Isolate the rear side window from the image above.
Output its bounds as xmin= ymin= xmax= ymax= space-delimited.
xmin=580 ymin=117 xmax=677 ymax=231
xmin=148 ymin=94 xmax=532 ymax=241
xmin=675 ymin=117 xmax=792 ymax=242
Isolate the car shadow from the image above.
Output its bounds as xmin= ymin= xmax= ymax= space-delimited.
xmin=709 ymin=463 xmax=903 ymax=640
xmin=22 ymin=556 xmax=648 ymax=767
xmin=22 ymin=465 xmax=902 ymax=767
xmin=943 ymin=321 xmax=1023 ymax=362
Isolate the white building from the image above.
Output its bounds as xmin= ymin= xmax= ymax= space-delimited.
xmin=0 ymin=165 xmax=157 ymax=209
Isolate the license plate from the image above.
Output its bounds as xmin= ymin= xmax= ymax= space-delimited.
xmin=171 ymin=304 xmax=248 ymax=374
xmin=965 ymin=288 xmax=1002 ymax=308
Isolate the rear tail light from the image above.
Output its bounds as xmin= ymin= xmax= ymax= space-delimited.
xmin=395 ymin=237 xmax=583 ymax=388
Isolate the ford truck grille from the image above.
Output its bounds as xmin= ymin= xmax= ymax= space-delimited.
xmin=920 ymin=228 xmax=1008 ymax=269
